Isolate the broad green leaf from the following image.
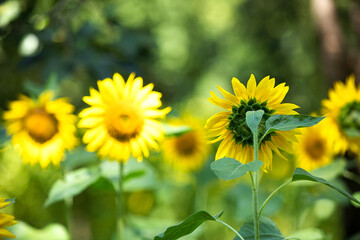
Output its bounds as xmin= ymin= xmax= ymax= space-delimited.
xmin=61 ymin=147 xmax=98 ymax=170
xmin=211 ymin=158 xmax=263 ymax=180
xmin=235 ymin=217 xmax=284 ymax=240
xmin=8 ymin=222 xmax=69 ymax=240
xmin=100 ymin=158 xmax=157 ymax=191
xmin=285 ymin=228 xmax=325 ymax=240
xmin=163 ymin=123 xmax=191 ymax=137
xmin=45 ymin=167 xmax=100 ymax=207
xmin=292 ymin=168 xmax=360 ymax=204
xmin=154 ymin=211 xmax=223 ymax=240
xmin=264 ymin=115 xmax=324 ymax=137
xmin=246 ymin=110 xmax=264 ymax=134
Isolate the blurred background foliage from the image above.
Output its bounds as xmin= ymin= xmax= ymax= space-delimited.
xmin=1 ymin=0 xmax=360 ymax=239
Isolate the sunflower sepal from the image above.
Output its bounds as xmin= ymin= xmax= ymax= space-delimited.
xmin=259 ymin=115 xmax=325 ymax=143
xmin=211 ymin=158 xmax=263 ymax=181
xmin=0 ymin=198 xmax=15 ymax=209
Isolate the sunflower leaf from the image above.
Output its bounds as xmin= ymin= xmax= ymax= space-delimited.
xmin=263 ymin=115 xmax=324 ymax=139
xmin=291 ymin=168 xmax=360 ymax=204
xmin=154 ymin=210 xmax=223 ymax=240
xmin=44 ymin=167 xmax=101 ymax=207
xmin=211 ymin=158 xmax=263 ymax=180
xmin=234 ymin=217 xmax=285 ymax=240
xmin=246 ymin=110 xmax=265 ymax=135
xmin=162 ymin=123 xmax=192 ymax=137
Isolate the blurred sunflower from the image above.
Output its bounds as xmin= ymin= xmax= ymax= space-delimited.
xmin=3 ymin=91 xmax=78 ymax=168
xmin=321 ymin=75 xmax=360 ymax=155
xmin=162 ymin=117 xmax=209 ymax=172
xmin=79 ymin=73 xmax=171 ymax=162
xmin=126 ymin=190 xmax=155 ymax=216
xmin=205 ymin=74 xmax=299 ymax=171
xmin=0 ymin=188 xmax=17 ymax=239
xmin=293 ymin=117 xmax=333 ymax=171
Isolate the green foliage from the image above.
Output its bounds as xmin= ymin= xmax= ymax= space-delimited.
xmin=234 ymin=217 xmax=284 ymax=240
xmin=310 ymin=159 xmax=346 ymax=180
xmin=9 ymin=222 xmax=69 ymax=240
xmin=162 ymin=123 xmax=191 ymax=137
xmin=61 ymin=147 xmax=98 ymax=171
xmin=211 ymin=158 xmax=263 ymax=180
xmin=261 ymin=115 xmax=324 ymax=142
xmin=286 ymin=228 xmax=325 ymax=240
xmin=154 ymin=211 xmax=223 ymax=240
xmin=100 ymin=158 xmax=157 ymax=191
xmin=45 ymin=167 xmax=101 ymax=207
xmin=245 ymin=110 xmax=264 ymax=135
xmin=292 ymin=168 xmax=360 ymax=204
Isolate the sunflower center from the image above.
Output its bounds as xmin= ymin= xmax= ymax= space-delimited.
xmin=24 ymin=108 xmax=58 ymax=143
xmin=106 ymin=102 xmax=144 ymax=142
xmin=174 ymin=132 xmax=197 ymax=156
xmin=338 ymin=101 xmax=360 ymax=138
xmin=305 ymin=137 xmax=325 ymax=160
xmin=227 ymin=98 xmax=275 ymax=146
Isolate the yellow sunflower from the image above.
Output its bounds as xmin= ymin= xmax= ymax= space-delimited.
xmin=78 ymin=72 xmax=171 ymax=162
xmin=0 ymin=188 xmax=17 ymax=240
xmin=3 ymin=91 xmax=78 ymax=168
xmin=205 ymin=74 xmax=299 ymax=171
xmin=321 ymin=75 xmax=360 ymax=155
xmin=162 ymin=117 xmax=209 ymax=172
xmin=293 ymin=117 xmax=333 ymax=171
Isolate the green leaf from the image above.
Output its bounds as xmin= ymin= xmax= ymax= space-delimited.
xmin=8 ymin=222 xmax=69 ymax=240
xmin=235 ymin=217 xmax=285 ymax=240
xmin=351 ymin=192 xmax=360 ymax=208
xmin=211 ymin=158 xmax=263 ymax=180
xmin=163 ymin=123 xmax=191 ymax=137
xmin=286 ymin=228 xmax=325 ymax=240
xmin=292 ymin=168 xmax=360 ymax=204
xmin=100 ymin=158 xmax=157 ymax=191
xmin=61 ymin=146 xmax=98 ymax=171
xmin=246 ymin=110 xmax=264 ymax=134
xmin=154 ymin=211 xmax=223 ymax=240
xmin=45 ymin=167 xmax=101 ymax=207
xmin=263 ymin=115 xmax=324 ymax=137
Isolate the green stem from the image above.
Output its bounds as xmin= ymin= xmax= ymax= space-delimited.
xmin=258 ymin=180 xmax=291 ymax=219
xmin=117 ymin=162 xmax=124 ymax=240
xmin=216 ymin=219 xmax=245 ymax=240
xmin=63 ymin=167 xmax=73 ymax=239
xmin=252 ymin=130 xmax=260 ymax=240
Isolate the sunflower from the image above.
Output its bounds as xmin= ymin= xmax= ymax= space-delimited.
xmin=78 ymin=72 xmax=171 ymax=162
xmin=0 ymin=188 xmax=17 ymax=239
xmin=3 ymin=91 xmax=78 ymax=168
xmin=321 ymin=75 xmax=360 ymax=155
xmin=293 ymin=117 xmax=333 ymax=171
xmin=162 ymin=117 xmax=209 ymax=172
xmin=205 ymin=74 xmax=299 ymax=171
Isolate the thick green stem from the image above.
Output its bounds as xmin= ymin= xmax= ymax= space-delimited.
xmin=258 ymin=180 xmax=291 ymax=219
xmin=252 ymin=131 xmax=260 ymax=240
xmin=117 ymin=162 xmax=124 ymax=240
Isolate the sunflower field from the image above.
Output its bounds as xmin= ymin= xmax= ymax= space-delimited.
xmin=1 ymin=0 xmax=360 ymax=240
